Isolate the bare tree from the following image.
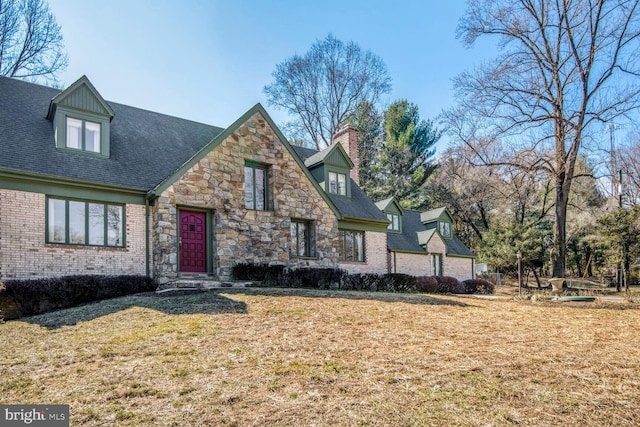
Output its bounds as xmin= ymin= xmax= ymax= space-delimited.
xmin=0 ymin=0 xmax=67 ymax=84
xmin=425 ymin=147 xmax=497 ymax=245
xmin=445 ymin=0 xmax=640 ymax=277
xmin=264 ymin=34 xmax=391 ymax=150
xmin=427 ymin=145 xmax=556 ymax=246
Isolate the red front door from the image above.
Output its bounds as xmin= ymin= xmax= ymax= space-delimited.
xmin=179 ymin=210 xmax=207 ymax=272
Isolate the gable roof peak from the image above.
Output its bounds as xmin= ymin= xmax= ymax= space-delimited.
xmin=375 ymin=197 xmax=405 ymax=215
xmin=420 ymin=207 xmax=452 ymax=224
xmin=47 ymin=75 xmax=115 ymax=120
xmin=303 ymin=141 xmax=354 ymax=169
xmin=148 ymin=102 xmax=343 ymax=220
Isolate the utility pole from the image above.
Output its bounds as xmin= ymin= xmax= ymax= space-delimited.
xmin=607 ymin=123 xmax=620 ymax=197
xmin=619 ymin=169 xmax=626 ymax=292
xmin=607 ymin=124 xmax=623 ymax=291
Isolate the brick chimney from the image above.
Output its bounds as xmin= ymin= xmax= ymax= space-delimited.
xmin=332 ymin=125 xmax=360 ymax=185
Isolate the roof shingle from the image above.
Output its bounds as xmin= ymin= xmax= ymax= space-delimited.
xmin=292 ymin=145 xmax=388 ymax=223
xmin=0 ymin=76 xmax=223 ymax=190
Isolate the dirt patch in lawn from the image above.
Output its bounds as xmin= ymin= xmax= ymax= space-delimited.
xmin=1 ymin=288 xmax=638 ymax=426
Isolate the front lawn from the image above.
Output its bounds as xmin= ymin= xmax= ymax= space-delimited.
xmin=1 ymin=288 xmax=639 ymax=426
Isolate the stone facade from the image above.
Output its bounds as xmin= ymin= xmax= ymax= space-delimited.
xmin=0 ymin=189 xmax=148 ymax=280
xmin=152 ymin=112 xmax=341 ymax=280
xmin=339 ymin=231 xmax=388 ymax=274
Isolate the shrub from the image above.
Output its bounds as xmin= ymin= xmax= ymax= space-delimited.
xmin=0 ymin=275 xmax=157 ymax=321
xmin=278 ymin=268 xmax=348 ymax=289
xmin=343 ymin=273 xmax=385 ymax=291
xmin=416 ymin=276 xmax=438 ymax=293
xmin=382 ymin=274 xmax=417 ymax=292
xmin=231 ymin=263 xmax=284 ymax=282
xmin=462 ymin=279 xmax=495 ymax=295
xmin=343 ymin=274 xmax=417 ymax=292
xmin=434 ymin=276 xmax=464 ymax=294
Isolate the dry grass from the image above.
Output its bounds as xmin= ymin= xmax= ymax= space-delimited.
xmin=1 ymin=287 xmax=639 ymax=426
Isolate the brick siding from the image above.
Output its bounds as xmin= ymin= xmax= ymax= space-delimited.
xmin=339 ymin=231 xmax=387 ymax=274
xmin=390 ymin=250 xmax=473 ymax=280
xmin=390 ymin=252 xmax=434 ymax=276
xmin=443 ymin=256 xmax=474 ymax=281
xmin=0 ymin=189 xmax=148 ymax=280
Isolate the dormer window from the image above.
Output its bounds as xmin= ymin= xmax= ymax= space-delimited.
xmin=328 ymin=171 xmax=346 ymax=195
xmin=66 ymin=117 xmax=101 ymax=153
xmin=47 ymin=76 xmax=114 ymax=158
xmin=376 ymin=197 xmax=404 ymax=233
xmin=387 ymin=214 xmax=400 ymax=231
xmin=440 ymin=221 xmax=451 ymax=238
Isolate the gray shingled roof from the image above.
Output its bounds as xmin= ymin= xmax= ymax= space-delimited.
xmin=0 ymin=76 xmax=224 ymax=190
xmin=292 ymin=145 xmax=388 ymax=222
xmin=387 ymin=210 xmax=427 ymax=252
xmin=447 ymin=235 xmax=476 ymax=257
xmin=387 ymin=209 xmax=475 ymax=257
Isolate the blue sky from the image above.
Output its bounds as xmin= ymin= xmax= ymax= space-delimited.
xmin=47 ymin=0 xmax=496 ymax=152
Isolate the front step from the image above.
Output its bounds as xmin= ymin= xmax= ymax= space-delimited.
xmin=156 ymin=279 xmax=258 ymax=293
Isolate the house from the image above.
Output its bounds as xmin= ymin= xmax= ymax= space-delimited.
xmin=0 ymin=75 xmax=473 ymax=282
xmin=0 ymin=75 xmax=390 ymax=281
xmin=376 ymin=201 xmax=475 ymax=280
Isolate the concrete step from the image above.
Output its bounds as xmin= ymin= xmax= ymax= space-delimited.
xmin=156 ymin=280 xmax=258 ymax=293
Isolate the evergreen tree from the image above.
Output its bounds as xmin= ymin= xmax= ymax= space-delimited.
xmin=597 ymin=206 xmax=640 ymax=291
xmin=345 ymin=101 xmax=383 ymax=194
xmin=368 ymin=100 xmax=439 ymax=209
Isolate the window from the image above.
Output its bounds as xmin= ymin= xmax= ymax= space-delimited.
xmin=244 ymin=163 xmax=268 ymax=210
xmin=387 ymin=214 xmax=400 ymax=231
xmin=340 ymin=230 xmax=364 ymax=262
xmin=66 ymin=117 xmax=101 ymax=153
xmin=433 ymin=254 xmax=443 ymax=276
xmin=328 ymin=171 xmax=347 ymax=196
xmin=47 ymin=197 xmax=124 ymax=247
xmin=439 ymin=222 xmax=451 ymax=238
xmin=291 ymin=220 xmax=314 ymax=257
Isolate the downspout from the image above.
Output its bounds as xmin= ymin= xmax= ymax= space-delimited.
xmin=145 ymin=198 xmax=150 ymax=278
xmin=393 ymin=251 xmax=397 ymax=273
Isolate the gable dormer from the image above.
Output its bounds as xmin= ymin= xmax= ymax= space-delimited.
xmin=47 ymin=76 xmax=114 ymax=158
xmin=421 ymin=207 xmax=454 ymax=239
xmin=375 ymin=197 xmax=404 ymax=232
xmin=304 ymin=143 xmax=354 ymax=197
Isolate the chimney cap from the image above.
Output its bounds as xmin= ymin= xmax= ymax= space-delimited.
xmin=337 ymin=123 xmax=358 ymax=131
xmin=333 ymin=124 xmax=359 ymax=141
